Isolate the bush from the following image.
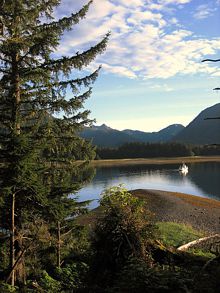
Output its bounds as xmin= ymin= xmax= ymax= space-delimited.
xmin=89 ymin=185 xmax=156 ymax=286
xmin=0 ymin=282 xmax=18 ymax=293
xmin=54 ymin=262 xmax=88 ymax=290
xmin=38 ymin=271 xmax=62 ymax=293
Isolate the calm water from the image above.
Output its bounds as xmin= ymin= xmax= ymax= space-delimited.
xmin=76 ymin=162 xmax=220 ymax=209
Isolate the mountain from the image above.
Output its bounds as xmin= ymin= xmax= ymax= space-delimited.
xmin=80 ymin=123 xmax=184 ymax=147
xmin=123 ymin=124 xmax=184 ymax=143
xmin=80 ymin=124 xmax=137 ymax=147
xmin=173 ymin=103 xmax=220 ymax=145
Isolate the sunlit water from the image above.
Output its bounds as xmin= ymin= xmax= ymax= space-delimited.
xmin=76 ymin=162 xmax=220 ymax=209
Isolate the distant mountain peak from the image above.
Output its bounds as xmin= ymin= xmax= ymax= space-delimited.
xmin=98 ymin=123 xmax=111 ymax=130
xmin=80 ymin=122 xmax=185 ymax=147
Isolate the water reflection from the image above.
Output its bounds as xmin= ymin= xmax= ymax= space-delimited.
xmin=77 ymin=162 xmax=220 ymax=208
xmin=188 ymin=162 xmax=220 ymax=200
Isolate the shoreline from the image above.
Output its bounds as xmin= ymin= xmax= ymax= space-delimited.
xmin=78 ymin=189 xmax=220 ymax=235
xmin=91 ymin=156 xmax=220 ymax=167
xmin=132 ymin=189 xmax=220 ymax=234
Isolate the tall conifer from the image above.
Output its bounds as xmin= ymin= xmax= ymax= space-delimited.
xmin=0 ymin=0 xmax=108 ymax=285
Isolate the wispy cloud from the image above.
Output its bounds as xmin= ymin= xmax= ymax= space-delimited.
xmin=193 ymin=4 xmax=217 ymax=20
xmin=148 ymin=83 xmax=174 ymax=92
xmin=159 ymin=0 xmax=191 ymax=5
xmin=55 ymin=0 xmax=220 ymax=79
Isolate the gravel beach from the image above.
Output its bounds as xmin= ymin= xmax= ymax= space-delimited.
xmin=132 ymin=189 xmax=220 ymax=234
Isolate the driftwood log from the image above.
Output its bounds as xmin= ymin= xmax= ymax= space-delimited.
xmin=178 ymin=234 xmax=220 ymax=254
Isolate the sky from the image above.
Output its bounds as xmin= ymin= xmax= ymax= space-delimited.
xmin=55 ymin=0 xmax=220 ymax=132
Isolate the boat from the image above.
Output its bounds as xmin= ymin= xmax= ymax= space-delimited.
xmin=179 ymin=163 xmax=188 ymax=174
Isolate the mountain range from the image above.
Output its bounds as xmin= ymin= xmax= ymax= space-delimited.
xmin=80 ymin=103 xmax=220 ymax=147
xmin=80 ymin=123 xmax=184 ymax=147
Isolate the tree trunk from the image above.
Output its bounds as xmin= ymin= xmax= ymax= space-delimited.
xmin=9 ymin=51 xmax=21 ymax=286
xmin=10 ymin=193 xmax=15 ymax=286
xmin=15 ymin=232 xmax=26 ymax=285
xmin=57 ymin=221 xmax=61 ymax=268
xmin=12 ymin=52 xmax=21 ymax=134
xmin=6 ymin=244 xmax=29 ymax=285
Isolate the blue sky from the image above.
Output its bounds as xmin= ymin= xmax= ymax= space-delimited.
xmin=55 ymin=0 xmax=220 ymax=132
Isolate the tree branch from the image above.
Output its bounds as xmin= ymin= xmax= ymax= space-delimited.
xmin=202 ymin=59 xmax=220 ymax=62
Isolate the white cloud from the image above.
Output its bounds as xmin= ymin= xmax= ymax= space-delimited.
xmin=102 ymin=64 xmax=137 ymax=78
xmin=169 ymin=17 xmax=178 ymax=24
xmin=193 ymin=4 xmax=217 ymax=20
xmin=159 ymin=0 xmax=191 ymax=4
xmin=147 ymin=3 xmax=164 ymax=11
xmin=55 ymin=0 xmax=220 ymax=80
xmin=148 ymin=83 xmax=174 ymax=92
xmin=113 ymin=0 xmax=143 ymax=8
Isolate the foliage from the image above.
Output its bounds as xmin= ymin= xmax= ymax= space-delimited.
xmin=109 ymin=258 xmax=193 ymax=293
xmin=89 ymin=185 xmax=156 ymax=286
xmin=157 ymin=222 xmax=205 ymax=247
xmin=38 ymin=271 xmax=62 ymax=293
xmin=0 ymin=239 xmax=9 ymax=274
xmin=54 ymin=262 xmax=89 ymax=291
xmin=0 ymin=0 xmax=108 ymax=287
xmin=0 ymin=282 xmax=18 ymax=293
xmin=82 ymin=193 xmax=220 ymax=292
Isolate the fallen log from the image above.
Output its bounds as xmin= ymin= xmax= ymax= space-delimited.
xmin=177 ymin=234 xmax=220 ymax=253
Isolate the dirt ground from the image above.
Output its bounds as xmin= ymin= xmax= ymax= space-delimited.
xmin=132 ymin=189 xmax=220 ymax=234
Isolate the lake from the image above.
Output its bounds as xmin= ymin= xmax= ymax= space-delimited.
xmin=76 ymin=162 xmax=220 ymax=209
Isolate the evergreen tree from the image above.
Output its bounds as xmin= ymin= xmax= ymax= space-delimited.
xmin=0 ymin=0 xmax=108 ymax=286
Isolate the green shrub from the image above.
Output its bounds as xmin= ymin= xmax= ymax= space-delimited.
xmin=38 ymin=271 xmax=61 ymax=293
xmin=89 ymin=185 xmax=156 ymax=286
xmin=55 ymin=262 xmax=88 ymax=290
xmin=0 ymin=282 xmax=18 ymax=293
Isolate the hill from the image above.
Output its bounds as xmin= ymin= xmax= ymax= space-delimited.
xmin=80 ymin=123 xmax=184 ymax=147
xmin=173 ymin=103 xmax=220 ymax=145
xmin=80 ymin=124 xmax=136 ymax=147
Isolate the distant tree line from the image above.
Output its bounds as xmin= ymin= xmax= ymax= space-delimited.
xmin=96 ymin=142 xmax=220 ymax=159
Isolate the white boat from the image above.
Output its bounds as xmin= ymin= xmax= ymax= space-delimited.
xmin=179 ymin=163 xmax=188 ymax=174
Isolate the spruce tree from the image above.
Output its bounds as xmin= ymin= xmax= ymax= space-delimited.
xmin=0 ymin=0 xmax=108 ymax=286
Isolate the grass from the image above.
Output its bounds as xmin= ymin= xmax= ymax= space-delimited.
xmin=157 ymin=222 xmax=205 ymax=248
xmin=188 ymin=248 xmax=215 ymax=258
